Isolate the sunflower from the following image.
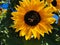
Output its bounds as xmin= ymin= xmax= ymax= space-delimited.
xmin=49 ymin=0 xmax=60 ymax=10
xmin=11 ymin=0 xmax=55 ymax=40
xmin=54 ymin=0 xmax=60 ymax=10
xmin=46 ymin=0 xmax=57 ymax=11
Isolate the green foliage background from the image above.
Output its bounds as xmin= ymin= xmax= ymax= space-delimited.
xmin=0 ymin=0 xmax=60 ymax=45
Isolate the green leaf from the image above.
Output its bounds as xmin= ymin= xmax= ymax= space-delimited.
xmin=6 ymin=37 xmax=24 ymax=45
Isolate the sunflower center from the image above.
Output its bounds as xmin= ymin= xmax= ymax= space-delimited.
xmin=24 ymin=10 xmax=41 ymax=26
xmin=51 ymin=0 xmax=57 ymax=7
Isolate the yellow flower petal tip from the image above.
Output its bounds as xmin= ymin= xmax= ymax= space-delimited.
xmin=46 ymin=0 xmax=53 ymax=3
xmin=11 ymin=0 xmax=56 ymax=40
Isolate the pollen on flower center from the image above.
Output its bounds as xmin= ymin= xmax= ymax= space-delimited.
xmin=51 ymin=0 xmax=57 ymax=7
xmin=24 ymin=10 xmax=41 ymax=26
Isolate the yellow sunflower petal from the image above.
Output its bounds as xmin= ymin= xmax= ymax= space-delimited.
xmin=19 ymin=29 xmax=27 ymax=36
xmin=39 ymin=23 xmax=49 ymax=34
xmin=37 ymin=0 xmax=45 ymax=11
xmin=56 ymin=0 xmax=60 ymax=9
xmin=36 ymin=33 xmax=40 ymax=40
xmin=25 ymin=29 xmax=32 ymax=40
xmin=15 ymin=22 xmax=25 ymax=32
xmin=46 ymin=18 xmax=56 ymax=24
xmin=22 ymin=0 xmax=30 ymax=6
xmin=46 ymin=0 xmax=53 ymax=3
xmin=31 ymin=28 xmax=37 ymax=39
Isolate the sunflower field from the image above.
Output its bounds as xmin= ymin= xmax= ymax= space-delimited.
xmin=0 ymin=0 xmax=60 ymax=45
